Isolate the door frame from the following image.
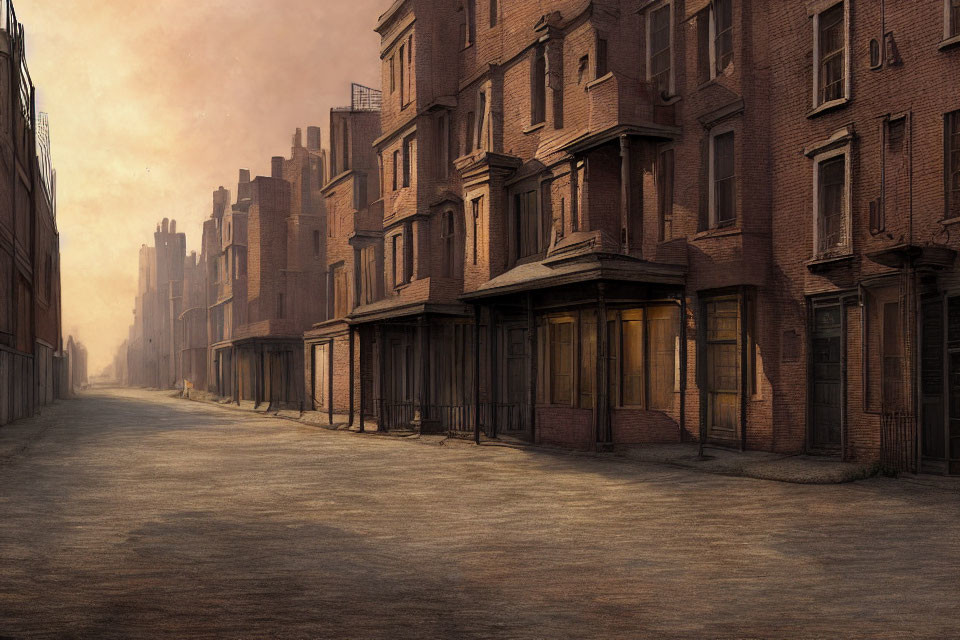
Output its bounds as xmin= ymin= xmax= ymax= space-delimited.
xmin=806 ymin=291 xmax=856 ymax=459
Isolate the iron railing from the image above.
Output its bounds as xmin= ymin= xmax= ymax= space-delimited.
xmin=880 ymin=411 xmax=917 ymax=474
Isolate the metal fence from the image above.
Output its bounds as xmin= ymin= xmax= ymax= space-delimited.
xmin=880 ymin=411 xmax=917 ymax=474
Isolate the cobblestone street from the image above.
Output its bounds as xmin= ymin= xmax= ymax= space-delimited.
xmin=1 ymin=388 xmax=958 ymax=639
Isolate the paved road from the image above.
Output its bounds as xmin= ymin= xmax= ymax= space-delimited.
xmin=0 ymin=388 xmax=958 ymax=639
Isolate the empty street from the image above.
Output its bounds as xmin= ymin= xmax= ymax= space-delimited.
xmin=1 ymin=388 xmax=958 ymax=639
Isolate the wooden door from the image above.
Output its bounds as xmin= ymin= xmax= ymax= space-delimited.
xmin=705 ymin=298 xmax=739 ymax=441
xmin=313 ymin=343 xmax=329 ymax=410
xmin=811 ymin=304 xmax=842 ymax=448
xmin=501 ymin=324 xmax=528 ymax=432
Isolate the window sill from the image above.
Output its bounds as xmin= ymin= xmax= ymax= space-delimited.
xmin=584 ymin=72 xmax=614 ymax=91
xmin=806 ymin=97 xmax=850 ymax=119
xmin=938 ymin=34 xmax=960 ymax=51
xmin=523 ymin=122 xmax=546 ymax=135
xmin=940 ymin=216 xmax=960 ymax=226
xmin=806 ymin=253 xmax=855 ymax=271
xmin=693 ymin=226 xmax=740 ymax=241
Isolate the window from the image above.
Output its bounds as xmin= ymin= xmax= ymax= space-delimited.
xmin=402 ymin=136 xmax=413 ymax=188
xmin=516 ymin=189 xmax=539 ymax=259
xmin=947 ymin=110 xmax=960 ymax=219
xmin=441 ymin=210 xmax=456 ymax=277
xmin=399 ymin=43 xmax=406 ymax=106
xmin=948 ymin=0 xmax=960 ymax=39
xmin=531 ymin=47 xmax=546 ymax=125
xmin=436 ymin=113 xmax=449 ymax=179
xmin=341 ymin=121 xmax=349 ymax=173
xmin=332 ymin=264 xmax=349 ymax=318
xmin=710 ymin=130 xmax=736 ymax=227
xmin=476 ymin=91 xmax=487 ymax=152
xmin=658 ymin=147 xmax=675 ymax=241
xmin=404 ymin=36 xmax=413 ymax=107
xmin=313 ymin=230 xmax=321 ymax=256
xmin=714 ymin=0 xmax=733 ymax=74
xmin=465 ymin=112 xmax=476 ymax=153
xmin=463 ymin=0 xmax=476 ymax=47
xmin=392 ymin=150 xmax=399 ymax=191
xmin=471 ymin=197 xmax=482 ymax=265
xmin=378 ymin=153 xmax=384 ymax=198
xmin=596 ymin=38 xmax=608 ymax=78
xmin=490 ymin=0 xmax=498 ymax=27
xmin=815 ymin=153 xmax=848 ymax=255
xmin=813 ymin=3 xmax=846 ymax=107
xmin=354 ymin=174 xmax=368 ymax=210
xmin=392 ymin=234 xmax=403 ymax=288
xmin=359 ymin=245 xmax=377 ymax=305
xmin=647 ymin=3 xmax=672 ymax=95
xmin=549 ymin=319 xmax=574 ymax=405
xmin=389 ymin=54 xmax=396 ymax=93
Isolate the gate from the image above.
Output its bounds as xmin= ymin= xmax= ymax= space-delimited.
xmin=881 ymin=411 xmax=917 ymax=474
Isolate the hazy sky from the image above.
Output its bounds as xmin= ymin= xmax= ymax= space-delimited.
xmin=17 ymin=0 xmax=388 ymax=372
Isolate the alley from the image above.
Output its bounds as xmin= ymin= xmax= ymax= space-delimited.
xmin=1 ymin=389 xmax=958 ymax=639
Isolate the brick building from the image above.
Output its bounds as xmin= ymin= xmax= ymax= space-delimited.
xmin=0 ymin=0 xmax=66 ymax=425
xmin=177 ymin=250 xmax=207 ymax=390
xmin=304 ymin=85 xmax=382 ymax=424
xmin=206 ymin=129 xmax=327 ymax=409
xmin=332 ymin=0 xmax=960 ymax=475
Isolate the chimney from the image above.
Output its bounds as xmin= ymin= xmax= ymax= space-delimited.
xmin=307 ymin=126 xmax=322 ymax=151
xmin=161 ymin=218 xmax=169 ymax=234
xmin=170 ymin=219 xmax=176 ymax=234
xmin=238 ymin=168 xmax=251 ymax=184
xmin=271 ymin=156 xmax=284 ymax=178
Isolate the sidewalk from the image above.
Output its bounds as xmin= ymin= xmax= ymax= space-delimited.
xmin=614 ymin=443 xmax=878 ymax=484
xmin=181 ymin=390 xmax=884 ymax=485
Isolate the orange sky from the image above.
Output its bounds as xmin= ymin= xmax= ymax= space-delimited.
xmin=17 ymin=0 xmax=388 ymax=372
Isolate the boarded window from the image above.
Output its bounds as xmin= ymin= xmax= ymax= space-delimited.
xmin=713 ymin=131 xmax=736 ymax=226
xmin=516 ymin=189 xmax=539 ymax=259
xmin=621 ymin=311 xmax=645 ymax=406
xmin=818 ymin=155 xmax=846 ymax=253
xmin=658 ymin=147 xmax=675 ymax=240
xmin=647 ymin=306 xmax=679 ymax=410
xmin=549 ymin=319 xmax=573 ymax=405
xmin=818 ymin=3 xmax=845 ymax=104
xmin=532 ymin=48 xmax=547 ymax=125
xmin=649 ymin=5 xmax=671 ymax=94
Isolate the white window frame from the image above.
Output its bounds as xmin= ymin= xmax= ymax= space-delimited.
xmin=810 ymin=0 xmax=850 ymax=111
xmin=708 ymin=122 xmax=737 ymax=228
xmin=811 ymin=144 xmax=852 ymax=258
xmin=645 ymin=0 xmax=675 ymax=96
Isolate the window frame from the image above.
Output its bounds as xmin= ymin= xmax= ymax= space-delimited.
xmin=710 ymin=0 xmax=734 ymax=78
xmin=810 ymin=1 xmax=850 ymax=111
xmin=945 ymin=0 xmax=960 ymax=41
xmin=946 ymin=110 xmax=960 ymax=221
xmin=811 ymin=144 xmax=852 ymax=258
xmin=645 ymin=0 xmax=674 ymax=97
xmin=708 ymin=124 xmax=737 ymax=229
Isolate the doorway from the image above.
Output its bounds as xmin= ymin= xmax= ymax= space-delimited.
xmin=811 ymin=303 xmax=842 ymax=449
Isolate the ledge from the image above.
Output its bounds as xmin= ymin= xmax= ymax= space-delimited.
xmin=522 ymin=122 xmax=546 ymax=135
xmin=938 ymin=34 xmax=960 ymax=51
xmin=940 ymin=216 xmax=960 ymax=226
xmin=806 ymin=97 xmax=850 ymax=119
xmin=693 ymin=226 xmax=741 ymax=241
xmin=806 ymin=253 xmax=855 ymax=271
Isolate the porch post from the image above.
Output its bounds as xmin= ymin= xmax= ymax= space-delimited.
xmin=597 ymin=283 xmax=610 ymax=446
xmin=739 ymin=288 xmax=748 ymax=452
xmin=474 ymin=305 xmax=482 ymax=445
xmin=348 ymin=326 xmax=355 ymax=427
xmin=489 ymin=304 xmax=499 ymax=438
xmin=418 ymin=314 xmax=429 ymax=427
xmin=358 ymin=326 xmax=365 ymax=433
xmin=328 ymin=340 xmax=334 ymax=426
xmin=619 ymin=134 xmax=632 ymax=254
xmin=376 ymin=324 xmax=386 ymax=432
xmin=526 ymin=294 xmax=536 ymax=441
